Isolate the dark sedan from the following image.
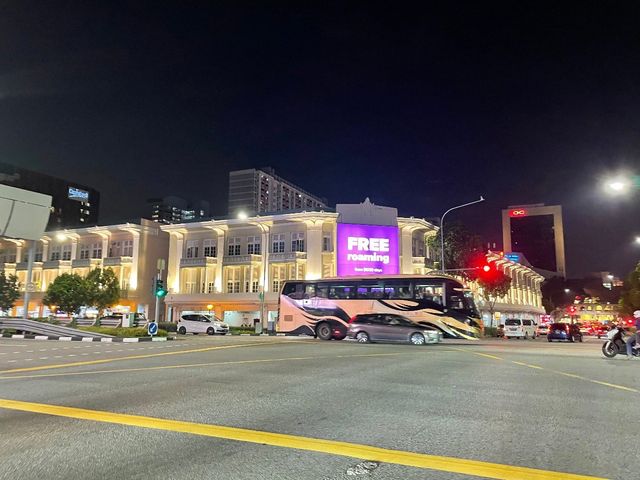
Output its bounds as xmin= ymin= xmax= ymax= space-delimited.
xmin=547 ymin=323 xmax=583 ymax=342
xmin=347 ymin=313 xmax=440 ymax=345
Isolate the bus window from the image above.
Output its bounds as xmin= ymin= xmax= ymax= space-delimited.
xmin=283 ymin=282 xmax=304 ymax=299
xmin=357 ymin=283 xmax=385 ymax=299
xmin=413 ymin=283 xmax=444 ymax=304
xmin=383 ymin=281 xmax=412 ymax=299
xmin=304 ymin=284 xmax=316 ymax=299
xmin=316 ymin=283 xmax=329 ymax=298
xmin=329 ymin=284 xmax=355 ymax=299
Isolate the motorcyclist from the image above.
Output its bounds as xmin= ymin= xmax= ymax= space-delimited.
xmin=625 ymin=310 xmax=640 ymax=359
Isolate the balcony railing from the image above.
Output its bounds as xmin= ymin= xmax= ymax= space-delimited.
xmin=180 ymin=257 xmax=218 ymax=268
xmin=71 ymin=258 xmax=102 ymax=268
xmin=103 ymin=256 xmax=133 ymax=267
xmin=43 ymin=260 xmax=72 ymax=269
xmin=223 ymin=254 xmax=263 ymax=265
xmin=269 ymin=252 xmax=307 ymax=263
xmin=412 ymin=256 xmax=426 ymax=265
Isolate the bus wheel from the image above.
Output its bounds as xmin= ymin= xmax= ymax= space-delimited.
xmin=316 ymin=322 xmax=332 ymax=341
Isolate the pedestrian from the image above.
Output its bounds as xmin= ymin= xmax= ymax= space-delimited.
xmin=625 ymin=310 xmax=640 ymax=359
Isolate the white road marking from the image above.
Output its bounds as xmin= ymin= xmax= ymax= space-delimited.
xmin=7 ymin=360 xmax=16 ymax=363
xmin=68 ymin=355 xmax=77 ymax=357
xmin=39 ymin=357 xmax=48 ymax=360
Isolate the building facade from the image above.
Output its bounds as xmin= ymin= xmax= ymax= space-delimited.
xmin=148 ymin=196 xmax=210 ymax=224
xmin=0 ymin=219 xmax=169 ymax=320
xmin=228 ymin=167 xmax=328 ymax=217
xmin=502 ymin=204 xmax=566 ymax=277
xmin=470 ymin=251 xmax=546 ymax=327
xmin=0 ymin=161 xmax=99 ymax=229
xmin=161 ymin=207 xmax=438 ymax=326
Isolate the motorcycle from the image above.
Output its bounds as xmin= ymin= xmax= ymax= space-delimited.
xmin=602 ymin=326 xmax=640 ymax=358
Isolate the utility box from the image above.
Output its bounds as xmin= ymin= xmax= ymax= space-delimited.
xmin=122 ymin=313 xmax=135 ymax=328
xmin=254 ymin=318 xmax=262 ymax=334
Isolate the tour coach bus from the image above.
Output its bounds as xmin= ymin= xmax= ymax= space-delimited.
xmin=277 ymin=274 xmax=482 ymax=340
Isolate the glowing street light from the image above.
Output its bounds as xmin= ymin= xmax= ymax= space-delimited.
xmin=237 ymin=211 xmax=248 ymax=220
xmin=55 ymin=232 xmax=66 ymax=241
xmin=635 ymin=236 xmax=640 ymax=245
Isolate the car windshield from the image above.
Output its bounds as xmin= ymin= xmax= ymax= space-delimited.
xmin=505 ymin=319 xmax=521 ymax=326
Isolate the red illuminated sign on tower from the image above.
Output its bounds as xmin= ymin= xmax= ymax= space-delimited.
xmin=509 ymin=209 xmax=527 ymax=217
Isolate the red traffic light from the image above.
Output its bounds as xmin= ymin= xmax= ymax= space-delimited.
xmin=482 ymin=264 xmax=491 ymax=273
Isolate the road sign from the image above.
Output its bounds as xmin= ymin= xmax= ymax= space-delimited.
xmin=148 ymin=321 xmax=158 ymax=336
xmin=25 ymin=282 xmax=36 ymax=292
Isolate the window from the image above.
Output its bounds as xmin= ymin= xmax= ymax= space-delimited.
xmin=357 ymin=283 xmax=385 ymax=299
xmin=322 ymin=234 xmax=332 ymax=252
xmin=227 ymin=281 xmax=240 ymax=293
xmin=50 ymin=245 xmax=61 ymax=261
xmin=383 ymin=281 xmax=412 ymax=299
xmin=329 ymin=284 xmax=356 ymax=299
xmin=283 ymin=282 xmax=304 ymax=299
xmin=272 ymin=264 xmax=287 ymax=292
xmin=109 ymin=241 xmax=122 ymax=257
xmin=79 ymin=244 xmax=90 ymax=259
xmin=228 ymin=237 xmax=241 ymax=256
xmin=272 ymin=233 xmax=285 ymax=253
xmin=61 ymin=245 xmax=72 ymax=261
xmin=247 ymin=236 xmax=261 ymax=255
xmin=523 ymin=319 xmax=532 ymax=326
xmin=207 ymin=281 xmax=215 ymax=293
xmin=291 ymin=232 xmax=305 ymax=252
xmin=413 ymin=283 xmax=444 ymax=304
xmin=203 ymin=239 xmax=216 ymax=257
xmin=186 ymin=240 xmax=199 ymax=259
xmin=122 ymin=240 xmax=133 ymax=256
xmin=34 ymin=245 xmax=43 ymax=262
xmin=226 ymin=267 xmax=241 ymax=293
xmin=91 ymin=243 xmax=102 ymax=259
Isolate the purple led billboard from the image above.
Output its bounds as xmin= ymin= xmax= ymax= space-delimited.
xmin=336 ymin=223 xmax=399 ymax=276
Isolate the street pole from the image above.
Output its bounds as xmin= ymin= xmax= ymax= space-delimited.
xmin=155 ymin=258 xmax=165 ymax=323
xmin=439 ymin=196 xmax=485 ymax=272
xmin=22 ymin=240 xmax=36 ymax=319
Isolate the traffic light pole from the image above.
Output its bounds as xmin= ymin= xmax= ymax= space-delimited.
xmin=439 ymin=196 xmax=485 ymax=272
xmin=154 ymin=258 xmax=165 ymax=323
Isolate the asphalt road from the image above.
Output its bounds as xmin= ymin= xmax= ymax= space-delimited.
xmin=0 ymin=334 xmax=635 ymax=480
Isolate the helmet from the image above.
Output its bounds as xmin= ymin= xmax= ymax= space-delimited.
xmin=634 ymin=310 xmax=640 ymax=318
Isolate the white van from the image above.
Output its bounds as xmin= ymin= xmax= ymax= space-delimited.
xmin=503 ymin=318 xmax=536 ymax=339
xmin=177 ymin=314 xmax=229 ymax=335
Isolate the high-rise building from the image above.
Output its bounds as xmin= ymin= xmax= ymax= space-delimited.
xmin=501 ymin=204 xmax=566 ymax=277
xmin=0 ymin=162 xmax=99 ymax=229
xmin=148 ymin=196 xmax=210 ymax=224
xmin=228 ymin=167 xmax=328 ymax=216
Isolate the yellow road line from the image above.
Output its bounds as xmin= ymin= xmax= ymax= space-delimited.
xmin=0 ymin=398 xmax=605 ymax=480
xmin=454 ymin=347 xmax=638 ymax=394
xmin=0 ymin=341 xmax=286 ymax=374
xmin=0 ymin=352 xmax=424 ymax=381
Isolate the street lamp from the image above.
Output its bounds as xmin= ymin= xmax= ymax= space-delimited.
xmin=564 ymin=288 xmax=570 ymax=294
xmin=439 ymin=196 xmax=485 ymax=272
xmin=635 ymin=236 xmax=640 ymax=245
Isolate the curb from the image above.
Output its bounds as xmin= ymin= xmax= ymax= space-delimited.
xmin=0 ymin=333 xmax=170 ymax=343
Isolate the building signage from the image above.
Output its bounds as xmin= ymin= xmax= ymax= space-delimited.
xmin=336 ymin=223 xmax=399 ymax=276
xmin=504 ymin=253 xmax=520 ymax=263
xmin=68 ymin=186 xmax=89 ymax=202
xmin=509 ymin=208 xmax=527 ymax=217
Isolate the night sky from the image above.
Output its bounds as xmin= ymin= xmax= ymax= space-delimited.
xmin=1 ymin=2 xmax=639 ymax=277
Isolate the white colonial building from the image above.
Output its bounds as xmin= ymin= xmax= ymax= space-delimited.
xmin=0 ymin=219 xmax=169 ymax=319
xmin=160 ymin=204 xmax=439 ymax=326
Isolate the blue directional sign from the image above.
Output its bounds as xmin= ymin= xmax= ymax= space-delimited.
xmin=148 ymin=321 xmax=158 ymax=336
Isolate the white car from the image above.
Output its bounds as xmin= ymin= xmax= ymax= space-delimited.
xmin=177 ymin=314 xmax=229 ymax=335
xmin=503 ymin=318 xmax=536 ymax=339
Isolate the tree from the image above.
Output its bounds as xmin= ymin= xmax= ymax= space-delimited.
xmin=43 ymin=273 xmax=89 ymax=316
xmin=0 ymin=271 xmax=20 ymax=313
xmin=426 ymin=222 xmax=484 ymax=272
xmin=85 ymin=268 xmax=120 ymax=315
xmin=620 ymin=262 xmax=640 ymax=315
xmin=477 ymin=270 xmax=512 ymax=327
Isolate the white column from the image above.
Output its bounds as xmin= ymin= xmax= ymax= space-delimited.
xmin=167 ymin=232 xmax=184 ymax=293
xmin=215 ymin=231 xmax=226 ymax=293
xmin=260 ymin=229 xmax=270 ymax=291
xmin=400 ymin=227 xmax=413 ymax=274
xmin=70 ymin=238 xmax=78 ymax=260
xmin=42 ymin=241 xmax=49 ymax=263
xmin=14 ymin=242 xmax=23 ymax=263
xmin=305 ymin=221 xmax=323 ymax=280
xmin=129 ymin=232 xmax=140 ymax=290
xmin=101 ymin=236 xmax=109 ymax=259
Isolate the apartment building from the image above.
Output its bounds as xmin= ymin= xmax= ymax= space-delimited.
xmin=0 ymin=219 xmax=169 ymax=319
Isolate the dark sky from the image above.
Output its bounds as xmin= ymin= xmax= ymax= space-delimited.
xmin=1 ymin=2 xmax=639 ymax=277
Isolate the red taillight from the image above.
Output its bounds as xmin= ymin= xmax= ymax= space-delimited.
xmin=349 ymin=316 xmax=357 ymax=324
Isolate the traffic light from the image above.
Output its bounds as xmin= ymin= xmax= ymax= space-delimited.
xmin=477 ymin=261 xmax=497 ymax=281
xmin=154 ymin=279 xmax=167 ymax=298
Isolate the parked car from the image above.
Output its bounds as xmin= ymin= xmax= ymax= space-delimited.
xmin=503 ymin=318 xmax=536 ymax=339
xmin=593 ymin=324 xmax=609 ymax=338
xmin=347 ymin=313 xmax=440 ymax=345
xmin=536 ymin=323 xmax=550 ymax=336
xmin=177 ymin=314 xmax=229 ymax=335
xmin=547 ymin=323 xmax=583 ymax=342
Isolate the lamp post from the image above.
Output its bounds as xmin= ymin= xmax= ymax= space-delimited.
xmin=439 ymin=196 xmax=485 ymax=272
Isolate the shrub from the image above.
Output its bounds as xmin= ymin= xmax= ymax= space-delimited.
xmin=229 ymin=326 xmax=255 ymax=335
xmin=158 ymin=322 xmax=177 ymax=332
xmin=78 ymin=326 xmax=168 ymax=337
xmin=483 ymin=327 xmax=498 ymax=337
